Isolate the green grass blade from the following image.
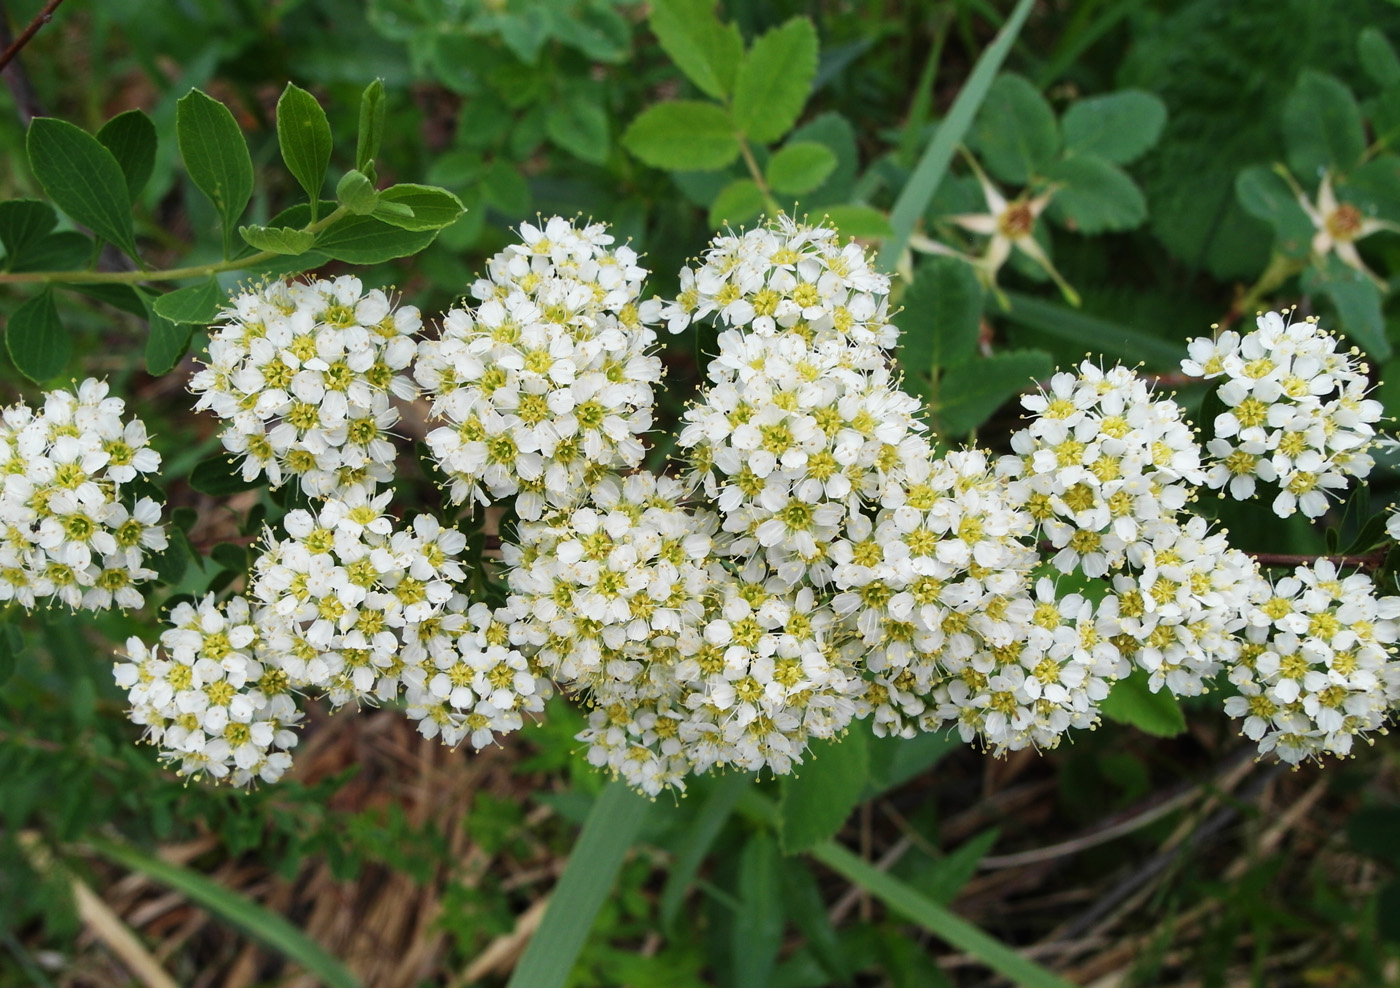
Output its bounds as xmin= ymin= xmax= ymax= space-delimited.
xmin=878 ymin=0 xmax=1036 ymax=272
xmin=810 ymin=840 xmax=1075 ymax=988
xmin=660 ymin=771 xmax=754 ymax=933
xmin=997 ymin=291 xmax=1185 ymax=368
xmin=87 ymin=836 xmax=361 ymax=988
xmin=506 ymin=781 xmax=650 ymax=988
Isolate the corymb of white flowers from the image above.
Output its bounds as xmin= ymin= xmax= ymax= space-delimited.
xmin=106 ymin=215 xmax=1400 ymax=795
xmin=1 ymin=378 xmax=166 ymax=612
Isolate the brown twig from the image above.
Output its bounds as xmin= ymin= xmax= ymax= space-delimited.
xmin=0 ymin=0 xmax=66 ymax=73
xmin=1249 ymin=549 xmax=1389 ymax=572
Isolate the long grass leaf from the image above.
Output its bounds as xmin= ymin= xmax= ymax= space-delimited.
xmin=810 ymin=840 xmax=1075 ymax=988
xmin=87 ymin=836 xmax=361 ymax=988
xmin=660 ymin=771 xmax=753 ymax=933
xmin=997 ymin=291 xmax=1184 ymax=367
xmin=505 ymin=781 xmax=650 ymax=988
xmin=878 ymin=0 xmax=1036 ymax=272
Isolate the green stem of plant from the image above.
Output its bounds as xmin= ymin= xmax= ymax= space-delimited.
xmin=0 ymin=205 xmax=348 ymax=286
xmin=1235 ymin=252 xmax=1307 ymax=320
xmin=738 ymin=136 xmax=782 ymax=216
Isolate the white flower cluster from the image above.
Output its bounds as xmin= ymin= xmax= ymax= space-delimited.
xmin=189 ymin=276 xmax=421 ymax=496
xmin=1183 ymin=310 xmax=1382 ymax=518
xmin=1226 ymin=560 xmax=1400 ymax=762
xmin=0 ymin=379 xmax=165 ymax=611
xmin=415 ymin=216 xmax=664 ymax=519
xmin=113 ymin=595 xmax=301 ymax=785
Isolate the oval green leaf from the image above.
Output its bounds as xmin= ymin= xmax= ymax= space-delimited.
xmin=356 ymin=79 xmax=386 ymax=175
xmin=239 ymin=224 xmax=317 ymax=255
xmin=1061 ymin=90 xmax=1167 ymax=166
xmin=623 ymin=100 xmax=740 ymax=171
xmin=969 ymin=73 xmax=1060 ymax=185
xmin=732 ymin=17 xmax=818 ymax=144
xmin=277 ymin=83 xmax=333 ymax=222
xmin=312 ymin=215 xmax=437 ymax=264
xmin=766 ymin=141 xmax=837 ymax=196
xmin=176 ymin=89 xmax=254 ymax=258
xmin=708 ymin=177 xmax=765 ymax=228
xmin=1043 ymin=155 xmax=1148 ymax=234
xmin=26 ymin=117 xmax=138 ymax=259
xmin=372 ymin=184 xmax=465 ymax=231
xmin=1099 ymin=669 xmax=1187 ymax=737
xmin=336 ymin=168 xmax=380 ymax=214
xmin=152 ymin=277 xmax=226 ymax=325
xmin=6 ymin=289 xmax=69 ymax=383
xmin=97 ymin=109 xmax=157 ymax=201
xmin=1282 ymin=70 xmax=1366 ymax=179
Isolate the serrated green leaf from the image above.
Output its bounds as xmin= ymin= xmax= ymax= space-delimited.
xmin=732 ymin=17 xmax=818 ymax=144
xmin=649 ymin=0 xmax=743 ymax=100
xmin=142 ymin=288 xmax=195 ymax=378
xmin=0 ymin=199 xmax=57 ymax=269
xmin=277 ymin=83 xmax=333 ymax=222
xmin=819 ymin=205 xmax=892 ymax=239
xmin=357 ymin=80 xmax=386 ymax=176
xmin=372 ymin=184 xmax=464 ymax=231
xmin=336 ymin=169 xmax=380 ymax=214
xmin=96 ymin=109 xmax=157 ymax=202
xmin=1235 ymin=166 xmax=1315 ymax=259
xmin=239 ymin=224 xmax=317 ymax=255
xmin=545 ymin=91 xmax=610 ymax=164
xmin=1042 ymin=155 xmax=1147 ymax=234
xmin=895 ymin=255 xmax=983 ymax=393
xmin=26 ymin=117 xmax=138 ymax=259
xmin=934 ymin=349 xmax=1050 ymax=436
xmin=152 ymin=278 xmax=225 ymax=325
xmin=1099 ymin=669 xmax=1186 ymax=737
xmin=1282 ymin=70 xmax=1365 ymax=179
xmin=1302 ymin=254 xmax=1390 ymax=360
xmin=1360 ymin=28 xmax=1400 ymax=90
xmin=969 ymin=73 xmax=1059 ymax=185
xmin=708 ymin=178 xmax=765 ymax=228
xmin=1060 ymin=90 xmax=1167 ymax=166
xmin=733 ymin=834 xmax=783 ymax=988
xmin=176 ymin=89 xmax=254 ymax=258
xmin=312 ymin=215 xmax=437 ymax=264
xmin=189 ymin=455 xmax=263 ymax=496
xmin=6 ymin=289 xmax=69 ymax=383
xmin=0 ymin=623 xmax=20 ymax=687
xmin=778 ymin=729 xmax=868 ymax=854
xmin=766 ymin=141 xmax=836 ymax=196
xmin=623 ymin=100 xmax=740 ymax=171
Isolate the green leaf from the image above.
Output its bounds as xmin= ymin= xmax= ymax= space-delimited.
xmin=731 ymin=17 xmax=818 ymax=144
xmin=1099 ymin=669 xmax=1186 ymax=737
xmin=1282 ymin=70 xmax=1365 ymax=178
xmin=277 ymin=83 xmax=333 ymax=222
xmin=176 ymin=89 xmax=254 ymax=258
xmin=1302 ymin=254 xmax=1390 ymax=360
xmin=649 ymin=0 xmax=744 ymax=100
xmin=210 ymin=542 xmax=248 ymax=573
xmin=6 ymin=289 xmax=69 ymax=383
xmin=70 ymin=283 xmax=147 ymax=317
xmin=88 ymin=837 xmax=361 ymax=988
xmin=867 ymin=729 xmax=958 ymax=795
xmin=997 ymin=291 xmax=1183 ymax=368
xmin=779 ymin=859 xmax=852 ymax=985
xmin=785 ymin=112 xmax=858 ymax=206
xmin=810 ymin=840 xmax=1076 ymax=988
xmin=312 ymin=215 xmax=438 ymax=264
xmin=7 ymin=230 xmax=90 ymax=272
xmin=480 ymin=158 xmax=532 ymax=215
xmin=96 ymin=109 xmax=157 ymax=201
xmin=356 ymin=79 xmax=386 ymax=176
xmin=372 ymin=184 xmax=465 ymax=231
xmin=545 ymin=90 xmax=611 ymax=165
xmin=660 ymin=772 xmax=753 ymax=933
xmin=26 ymin=117 xmax=138 ymax=259
xmin=766 ymin=142 xmax=837 ymax=196
xmin=1235 ymin=166 xmax=1316 ymax=259
xmin=895 ymin=255 xmax=984 ymax=395
xmin=935 ymin=349 xmax=1051 ymax=437
xmin=1042 ymin=155 xmax=1147 ymax=234
xmin=189 ymin=455 xmax=263 ymax=497
xmin=0 ymin=199 xmax=57 ymax=268
xmin=336 ymin=169 xmax=380 ymax=215
xmin=708 ymin=178 xmax=765 ymax=228
xmin=1060 ymin=90 xmax=1167 ymax=166
xmin=623 ymin=101 xmax=740 ymax=171
xmin=506 ymin=783 xmax=649 ymax=988
xmin=239 ymin=224 xmax=317 ymax=255
xmin=969 ymin=73 xmax=1059 ymax=185
xmin=733 ymin=834 xmax=783 ymax=988
xmin=919 ymin=829 xmax=1000 ymax=905
xmin=1347 ymin=807 xmax=1400 ymax=865
xmin=778 ymin=729 xmax=868 ymax=854
xmin=819 ymin=205 xmax=892 ymax=239
xmin=152 ymin=278 xmax=225 ymax=325
xmin=142 ymin=289 xmax=195 ymax=377
xmin=1359 ymin=27 xmax=1400 ymax=88
xmin=879 ymin=0 xmax=1036 ymax=270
